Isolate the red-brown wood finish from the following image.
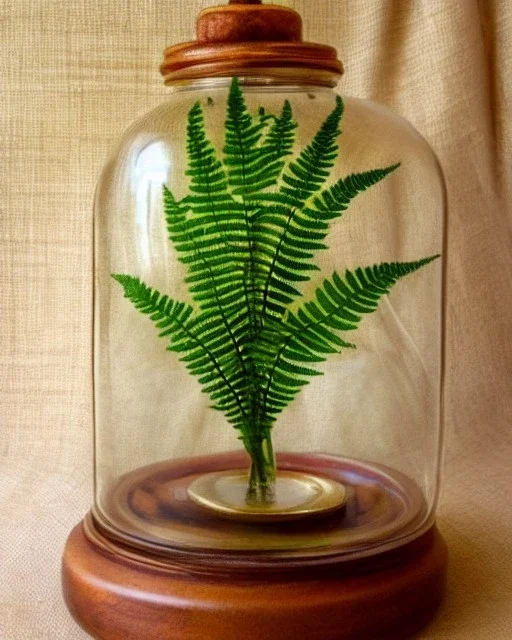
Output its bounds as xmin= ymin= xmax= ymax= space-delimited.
xmin=160 ymin=0 xmax=343 ymax=85
xmin=62 ymin=518 xmax=447 ymax=640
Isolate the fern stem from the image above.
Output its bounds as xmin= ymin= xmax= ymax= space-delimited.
xmin=244 ymin=430 xmax=276 ymax=504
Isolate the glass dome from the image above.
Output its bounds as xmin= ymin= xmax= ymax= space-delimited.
xmin=92 ymin=76 xmax=445 ymax=567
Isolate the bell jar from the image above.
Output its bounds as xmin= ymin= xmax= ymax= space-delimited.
xmin=63 ymin=2 xmax=447 ymax=639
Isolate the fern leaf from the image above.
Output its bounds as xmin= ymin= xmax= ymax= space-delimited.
xmin=111 ymin=274 xmax=249 ymax=428
xmin=162 ymin=104 xmax=256 ymax=409
xmin=180 ymin=101 xmax=247 ymax=255
xmin=163 ymin=185 xmax=245 ymax=315
xmin=259 ymin=256 xmax=440 ymax=420
xmin=222 ymin=77 xmax=271 ymax=371
xmin=252 ymin=97 xmax=344 ymax=319
xmin=254 ymin=99 xmax=298 ymax=190
xmin=257 ymin=164 xmax=400 ymax=319
xmin=223 ymin=78 xmax=298 ymax=199
xmin=306 ymin=164 xmax=401 ymax=220
xmin=280 ymin=95 xmax=344 ymax=205
xmin=224 ymin=77 xmax=267 ymax=196
xmin=111 ymin=275 xmax=194 ymax=338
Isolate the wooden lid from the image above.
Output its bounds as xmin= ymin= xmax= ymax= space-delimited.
xmin=161 ymin=0 xmax=343 ymax=86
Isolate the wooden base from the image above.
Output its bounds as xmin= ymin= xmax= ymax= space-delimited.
xmin=62 ymin=518 xmax=447 ymax=640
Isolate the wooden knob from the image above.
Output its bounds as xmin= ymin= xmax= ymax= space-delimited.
xmin=197 ymin=2 xmax=303 ymax=44
xmin=161 ymin=0 xmax=343 ymax=86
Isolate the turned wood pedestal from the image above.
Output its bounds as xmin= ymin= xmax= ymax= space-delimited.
xmin=62 ymin=516 xmax=447 ymax=640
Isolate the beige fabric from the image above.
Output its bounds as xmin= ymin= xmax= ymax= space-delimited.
xmin=1 ymin=1 xmax=511 ymax=638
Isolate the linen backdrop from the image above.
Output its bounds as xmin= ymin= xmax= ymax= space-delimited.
xmin=1 ymin=1 xmax=511 ymax=638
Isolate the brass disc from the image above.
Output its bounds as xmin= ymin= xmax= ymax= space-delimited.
xmin=99 ymin=452 xmax=428 ymax=557
xmin=187 ymin=469 xmax=347 ymax=522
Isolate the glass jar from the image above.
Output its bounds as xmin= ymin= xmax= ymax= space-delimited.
xmin=91 ymin=0 xmax=445 ymax=571
xmin=92 ymin=72 xmax=444 ymax=566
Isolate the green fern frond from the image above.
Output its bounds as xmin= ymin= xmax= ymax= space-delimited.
xmin=224 ymin=78 xmax=298 ymax=198
xmin=112 ymin=274 xmax=250 ymax=428
xmin=255 ymin=99 xmax=297 ymax=189
xmin=162 ymin=104 xmax=257 ymax=414
xmin=224 ymin=77 xmax=267 ymax=196
xmin=163 ymin=185 xmax=245 ymax=316
xmin=258 ymin=256 xmax=440 ymax=420
xmin=288 ymin=255 xmax=439 ymax=339
xmin=280 ymin=95 xmax=344 ymax=205
xmin=185 ymin=102 xmax=228 ymax=197
xmin=111 ymin=274 xmax=194 ymax=338
xmin=254 ymin=164 xmax=401 ymax=319
xmin=252 ymin=97 xmax=345 ymax=319
xmin=306 ymin=164 xmax=401 ymax=220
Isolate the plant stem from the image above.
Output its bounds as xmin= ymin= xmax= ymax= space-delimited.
xmin=244 ymin=431 xmax=277 ymax=504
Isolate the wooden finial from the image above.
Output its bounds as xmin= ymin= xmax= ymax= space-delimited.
xmin=197 ymin=2 xmax=302 ymax=44
xmin=161 ymin=0 xmax=343 ymax=86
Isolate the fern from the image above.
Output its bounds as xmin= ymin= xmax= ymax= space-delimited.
xmin=113 ymin=78 xmax=439 ymax=502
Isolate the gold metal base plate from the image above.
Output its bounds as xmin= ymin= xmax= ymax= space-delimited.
xmin=187 ymin=469 xmax=347 ymax=522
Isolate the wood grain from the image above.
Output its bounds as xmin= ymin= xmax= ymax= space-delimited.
xmin=62 ymin=519 xmax=447 ymax=640
xmin=161 ymin=0 xmax=343 ymax=84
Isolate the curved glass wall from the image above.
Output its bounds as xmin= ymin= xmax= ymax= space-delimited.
xmin=92 ymin=78 xmax=445 ymax=563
